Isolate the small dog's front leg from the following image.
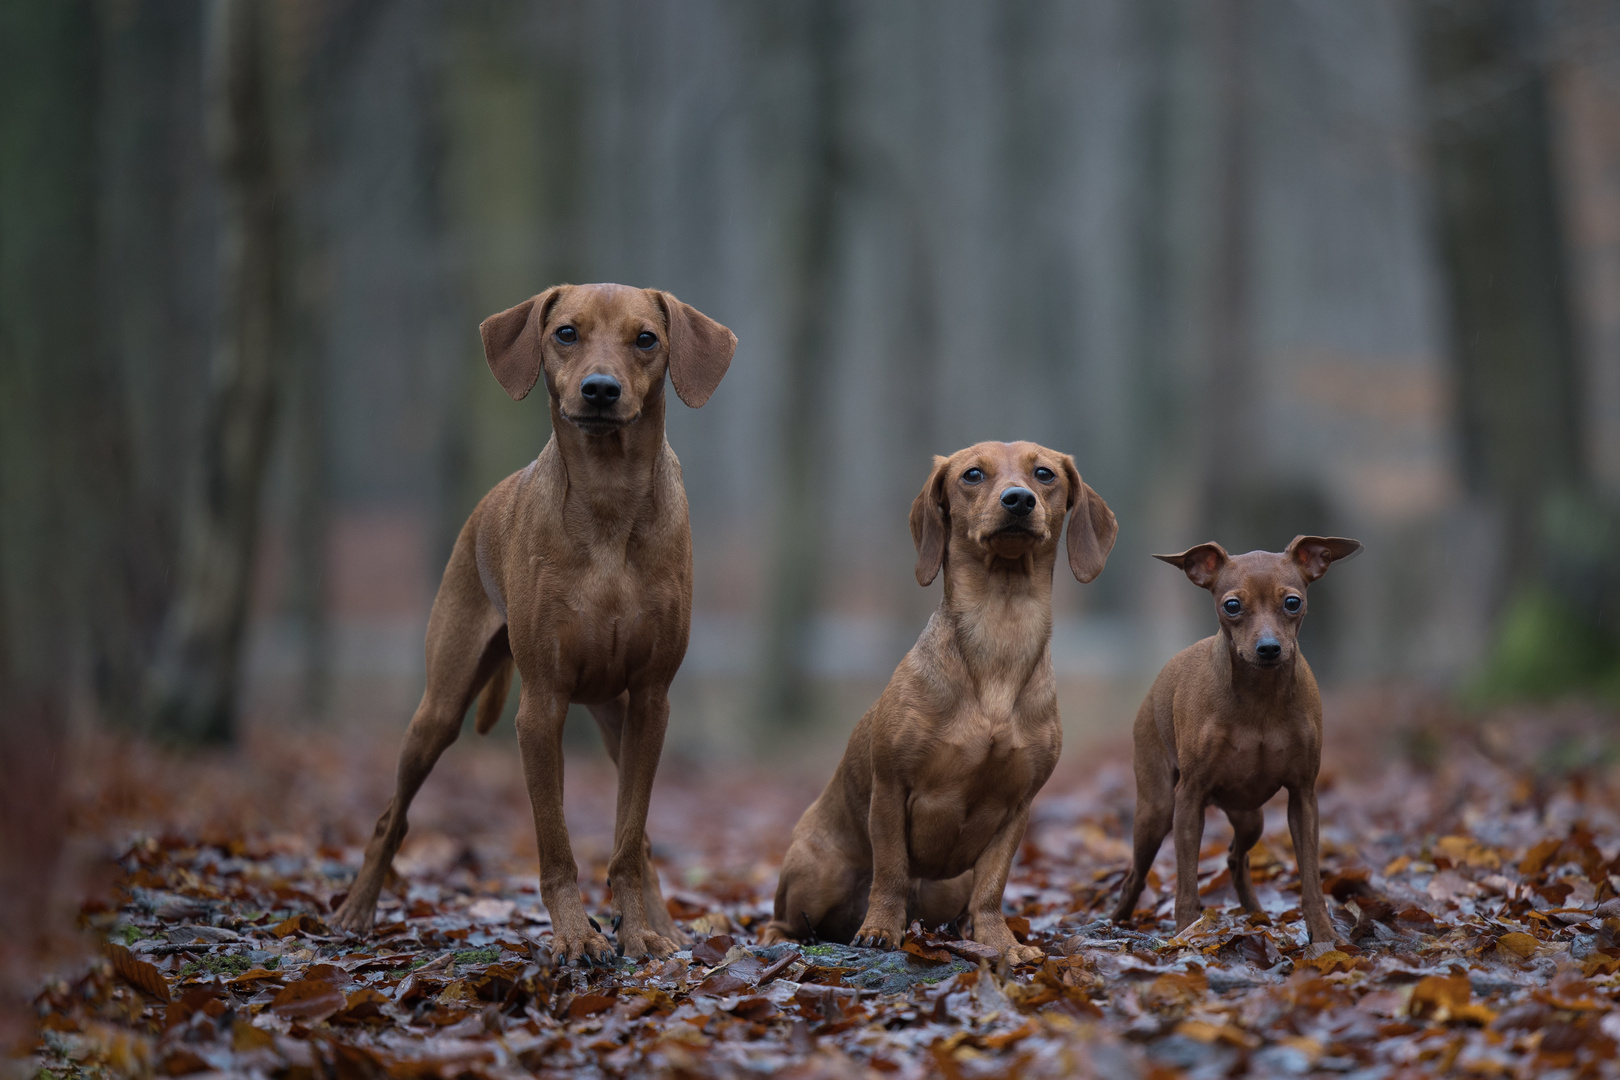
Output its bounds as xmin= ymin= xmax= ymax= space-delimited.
xmin=1286 ymin=784 xmax=1336 ymax=943
xmin=967 ymin=805 xmax=1043 ymax=965
xmin=1171 ymin=784 xmax=1207 ymax=934
xmin=606 ymin=687 xmax=680 ymax=960
xmin=851 ymin=775 xmax=909 ymax=949
xmin=515 ymin=690 xmax=614 ymax=966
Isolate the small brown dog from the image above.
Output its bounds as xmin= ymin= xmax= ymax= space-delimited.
xmin=1109 ymin=536 xmax=1362 ymax=942
xmin=332 ymin=283 xmax=736 ymax=963
xmin=760 ymin=442 xmax=1118 ymax=963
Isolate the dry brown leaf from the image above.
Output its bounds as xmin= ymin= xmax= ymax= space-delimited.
xmin=269 ymin=978 xmax=347 ymax=1022
xmin=102 ymin=942 xmax=171 ymax=1003
xmin=1496 ymin=932 xmax=1538 ymax=959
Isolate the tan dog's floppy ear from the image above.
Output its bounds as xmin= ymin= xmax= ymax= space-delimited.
xmin=909 ymin=456 xmax=951 ymax=587
xmin=656 ymin=291 xmax=737 ymax=408
xmin=480 ymin=287 xmax=562 ymax=401
xmin=1060 ymin=456 xmax=1118 ymax=583
xmin=1155 ymin=542 xmax=1229 ymax=589
xmin=1284 ymin=535 xmax=1362 ymax=584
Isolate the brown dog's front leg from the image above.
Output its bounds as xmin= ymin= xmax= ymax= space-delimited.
xmin=515 ymin=689 xmax=614 ymax=966
xmin=605 ymin=686 xmax=679 ymax=960
xmin=1171 ymin=784 xmax=1207 ymax=934
xmin=967 ymin=805 xmax=1043 ymax=965
xmin=1286 ymin=784 xmax=1336 ymax=943
xmin=851 ymin=774 xmax=909 ymax=950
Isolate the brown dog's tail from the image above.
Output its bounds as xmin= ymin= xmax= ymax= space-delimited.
xmin=473 ymin=656 xmax=514 ymax=735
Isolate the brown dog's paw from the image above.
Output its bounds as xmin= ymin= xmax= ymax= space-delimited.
xmin=330 ymin=896 xmax=376 ymax=936
xmin=852 ymin=921 xmax=901 ymax=950
xmin=616 ymin=927 xmax=680 ymax=961
xmin=551 ymin=925 xmax=617 ymax=966
xmin=756 ymin=923 xmax=792 ymax=946
xmin=1006 ymin=943 xmax=1045 ymax=966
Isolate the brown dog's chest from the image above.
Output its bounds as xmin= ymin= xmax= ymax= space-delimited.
xmin=901 ymin=712 xmax=1058 ymax=880
xmin=1194 ymin=713 xmax=1317 ymax=812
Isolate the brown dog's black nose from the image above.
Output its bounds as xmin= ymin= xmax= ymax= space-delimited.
xmin=580 ymin=373 xmax=621 ymax=406
xmin=1256 ymin=638 xmax=1282 ymax=662
xmin=1000 ymin=487 xmax=1036 ymax=516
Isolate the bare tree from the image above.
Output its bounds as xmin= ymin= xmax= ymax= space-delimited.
xmin=143 ymin=0 xmax=289 ymax=743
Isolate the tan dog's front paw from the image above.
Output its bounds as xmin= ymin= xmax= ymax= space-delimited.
xmin=551 ymin=924 xmax=616 ymax=966
xmin=616 ymin=926 xmax=679 ymax=960
xmin=972 ymin=916 xmax=1041 ymax=964
xmin=1005 ymin=943 xmax=1045 ymax=966
xmin=331 ymin=894 xmax=377 ymax=936
xmin=852 ymin=919 xmax=903 ymax=950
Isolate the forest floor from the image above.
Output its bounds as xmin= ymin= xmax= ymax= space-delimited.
xmin=20 ymin=689 xmax=1620 ymax=1079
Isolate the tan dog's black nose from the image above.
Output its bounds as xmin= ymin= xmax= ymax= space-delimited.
xmin=1000 ymin=486 xmax=1036 ymax=516
xmin=580 ymin=373 xmax=621 ymax=406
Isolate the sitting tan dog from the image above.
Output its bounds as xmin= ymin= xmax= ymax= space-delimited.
xmin=760 ymin=442 xmax=1117 ymax=963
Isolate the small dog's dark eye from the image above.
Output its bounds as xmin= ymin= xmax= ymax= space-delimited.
xmin=1223 ymin=598 xmax=1242 ymax=616
xmin=555 ymin=326 xmax=577 ymax=344
xmin=1034 ymin=467 xmax=1055 ymax=483
xmin=636 ymin=331 xmax=657 ymax=350
xmin=963 ymin=468 xmax=984 ymax=484
xmin=1284 ymin=595 xmax=1302 ymax=613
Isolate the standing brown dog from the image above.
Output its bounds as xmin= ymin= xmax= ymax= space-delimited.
xmin=759 ymin=442 xmax=1118 ymax=963
xmin=1109 ymin=536 xmax=1361 ymax=942
xmin=332 ymin=283 xmax=736 ymax=963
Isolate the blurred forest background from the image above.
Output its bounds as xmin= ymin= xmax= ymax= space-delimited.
xmin=5 ymin=0 xmax=1620 ymax=960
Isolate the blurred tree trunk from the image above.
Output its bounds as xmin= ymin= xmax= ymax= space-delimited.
xmin=1418 ymin=0 xmax=1584 ymax=577
xmin=760 ymin=0 xmax=845 ymax=728
xmin=0 ymin=0 xmax=97 ymax=1041
xmin=144 ymin=0 xmax=288 ymax=743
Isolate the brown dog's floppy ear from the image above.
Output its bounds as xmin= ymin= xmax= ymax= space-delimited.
xmin=480 ymin=287 xmax=562 ymax=401
xmin=1061 ymin=456 xmax=1118 ymax=583
xmin=657 ymin=291 xmax=737 ymax=408
xmin=1154 ymin=542 xmax=1229 ymax=589
xmin=1284 ymin=535 xmax=1362 ymax=584
xmin=909 ymin=456 xmax=951 ymax=587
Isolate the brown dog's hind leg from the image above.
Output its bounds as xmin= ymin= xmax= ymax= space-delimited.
xmin=333 ymin=578 xmax=507 ymax=935
xmin=1226 ymin=808 xmax=1264 ymax=915
xmin=1112 ymin=757 xmax=1174 ymax=924
xmin=587 ymin=695 xmax=688 ymax=947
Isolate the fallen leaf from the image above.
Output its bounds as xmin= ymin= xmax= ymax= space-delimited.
xmin=103 ymin=942 xmax=171 ymax=1003
xmin=270 ymin=978 xmax=347 ymax=1022
xmin=1496 ymin=932 xmax=1538 ymax=959
xmin=942 ymin=940 xmax=1000 ymax=964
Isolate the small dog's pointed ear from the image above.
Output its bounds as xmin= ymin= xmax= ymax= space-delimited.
xmin=1061 ymin=456 xmax=1117 ymax=583
xmin=1154 ymin=542 xmax=1229 ymax=589
xmin=480 ymin=287 xmax=562 ymax=401
xmin=657 ymin=291 xmax=737 ymax=408
xmin=1285 ymin=535 xmax=1362 ymax=584
xmin=909 ymin=455 xmax=951 ymax=587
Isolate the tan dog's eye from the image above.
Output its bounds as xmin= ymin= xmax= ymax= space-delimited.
xmin=1034 ymin=467 xmax=1055 ymax=483
xmin=963 ymin=468 xmax=984 ymax=484
xmin=555 ymin=326 xmax=577 ymax=344
xmin=637 ymin=331 xmax=658 ymax=350
xmin=1223 ymin=598 xmax=1242 ymax=616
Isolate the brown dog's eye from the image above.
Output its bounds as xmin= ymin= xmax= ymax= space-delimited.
xmin=555 ymin=326 xmax=577 ymax=344
xmin=963 ymin=468 xmax=984 ymax=484
xmin=1034 ymin=467 xmax=1055 ymax=483
xmin=1284 ymin=595 xmax=1302 ymax=613
xmin=636 ymin=331 xmax=657 ymax=350
xmin=1223 ymin=598 xmax=1242 ymax=616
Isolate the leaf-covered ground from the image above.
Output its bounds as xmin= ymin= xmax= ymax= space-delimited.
xmin=25 ymin=693 xmax=1620 ymax=1078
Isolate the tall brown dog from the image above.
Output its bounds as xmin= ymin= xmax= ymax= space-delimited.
xmin=1109 ymin=536 xmax=1361 ymax=942
xmin=332 ymin=283 xmax=736 ymax=963
xmin=760 ymin=442 xmax=1117 ymax=963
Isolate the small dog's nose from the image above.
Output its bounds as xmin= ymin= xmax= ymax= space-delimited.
xmin=1000 ymin=487 xmax=1036 ymax=517
xmin=1256 ymin=638 xmax=1282 ymax=662
xmin=580 ymin=373 xmax=621 ymax=406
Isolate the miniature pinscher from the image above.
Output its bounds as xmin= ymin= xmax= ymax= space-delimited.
xmin=1110 ymin=536 xmax=1361 ymax=942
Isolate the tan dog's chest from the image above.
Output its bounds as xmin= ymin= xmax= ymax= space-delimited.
xmin=902 ymin=708 xmax=1058 ymax=879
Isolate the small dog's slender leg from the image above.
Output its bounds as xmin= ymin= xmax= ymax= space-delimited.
xmin=965 ymin=806 xmax=1043 ymax=965
xmin=1286 ymin=784 xmax=1335 ymax=942
xmin=604 ymin=686 xmax=678 ymax=959
xmin=1171 ymin=785 xmax=1207 ymax=933
xmin=588 ymin=695 xmax=687 ymax=947
xmin=1226 ymin=808 xmax=1264 ymax=914
xmin=1112 ymin=798 xmax=1172 ymax=924
xmin=515 ymin=688 xmax=614 ymax=966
